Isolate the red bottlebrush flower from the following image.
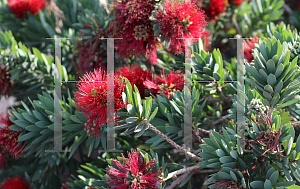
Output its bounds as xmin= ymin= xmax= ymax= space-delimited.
xmin=144 ymin=69 xmax=184 ymax=99
xmin=242 ymin=170 xmax=246 ymax=174
xmin=244 ymin=37 xmax=258 ymax=63
xmin=8 ymin=0 xmax=46 ymax=19
xmin=0 ymin=66 xmax=12 ymax=96
xmin=115 ymin=23 xmax=159 ymax=63
xmin=153 ymin=0 xmax=207 ymax=55
xmin=8 ymin=0 xmax=28 ymax=19
xmin=229 ymin=0 xmax=243 ymax=6
xmin=110 ymin=0 xmax=160 ymax=63
xmin=0 ymin=112 xmax=25 ymax=168
xmin=74 ymin=69 xmax=126 ymax=138
xmin=0 ymin=176 xmax=30 ymax=189
xmin=106 ymin=150 xmax=162 ymax=189
xmin=117 ymin=65 xmax=154 ymax=98
xmin=203 ymin=0 xmax=228 ymax=22
xmin=61 ymin=183 xmax=69 ymax=189
xmin=27 ymin=0 xmax=46 ymax=15
xmin=75 ymin=24 xmax=108 ymax=76
xmin=297 ymin=2 xmax=300 ymax=9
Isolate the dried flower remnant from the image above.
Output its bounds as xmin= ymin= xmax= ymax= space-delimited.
xmin=106 ymin=150 xmax=162 ymax=189
xmin=247 ymin=113 xmax=284 ymax=158
xmin=74 ymin=69 xmax=126 ymax=138
xmin=0 ymin=175 xmax=30 ymax=189
xmin=153 ymin=0 xmax=207 ymax=54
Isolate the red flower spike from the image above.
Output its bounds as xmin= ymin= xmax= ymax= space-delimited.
xmin=106 ymin=150 xmax=162 ymax=189
xmin=117 ymin=65 xmax=154 ymax=98
xmin=244 ymin=37 xmax=258 ymax=63
xmin=74 ymin=69 xmax=126 ymax=138
xmin=242 ymin=170 xmax=246 ymax=174
xmin=0 ymin=176 xmax=30 ymax=189
xmin=27 ymin=0 xmax=46 ymax=15
xmin=8 ymin=0 xmax=46 ymax=19
xmin=0 ymin=112 xmax=25 ymax=168
xmin=8 ymin=0 xmax=28 ymax=19
xmin=144 ymin=69 xmax=184 ymax=99
xmin=202 ymin=0 xmax=229 ymax=22
xmin=154 ymin=0 xmax=207 ymax=55
xmin=297 ymin=2 xmax=300 ymax=9
xmin=110 ymin=0 xmax=160 ymax=63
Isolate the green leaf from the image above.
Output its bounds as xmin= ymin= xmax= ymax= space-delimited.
xmin=267 ymin=74 xmax=276 ymax=86
xmin=264 ymin=85 xmax=273 ymax=93
xmin=264 ymin=179 xmax=272 ymax=189
xmin=287 ymin=137 xmax=294 ymax=156
xmin=274 ymin=81 xmax=283 ymax=94
xmin=250 ymin=181 xmax=264 ymax=188
xmin=269 ymin=171 xmax=279 ymax=185
xmin=230 ymin=171 xmax=238 ymax=182
xmin=278 ymin=98 xmax=299 ymax=108
xmin=18 ymin=132 xmax=38 ymax=141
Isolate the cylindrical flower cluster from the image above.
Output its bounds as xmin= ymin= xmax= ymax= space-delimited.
xmin=247 ymin=98 xmax=268 ymax=115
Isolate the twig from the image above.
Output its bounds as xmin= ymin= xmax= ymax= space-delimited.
xmin=292 ymin=122 xmax=300 ymax=127
xmin=99 ymin=0 xmax=109 ymax=14
xmin=146 ymin=121 xmax=202 ymax=162
xmin=199 ymin=169 xmax=221 ymax=174
xmin=165 ymin=171 xmax=191 ymax=189
xmin=204 ymin=96 xmax=235 ymax=103
xmin=194 ymin=130 xmax=205 ymax=144
xmin=198 ymin=128 xmax=212 ymax=134
xmin=212 ymin=114 xmax=230 ymax=125
xmin=163 ymin=165 xmax=201 ymax=181
xmin=232 ymin=15 xmax=242 ymax=35
xmin=283 ymin=4 xmax=293 ymax=15
xmin=39 ymin=164 xmax=50 ymax=183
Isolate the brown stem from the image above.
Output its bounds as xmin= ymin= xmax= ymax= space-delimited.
xmin=163 ymin=165 xmax=201 ymax=181
xmin=165 ymin=171 xmax=191 ymax=189
xmin=146 ymin=121 xmax=202 ymax=162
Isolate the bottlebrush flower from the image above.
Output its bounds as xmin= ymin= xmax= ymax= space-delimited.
xmin=106 ymin=150 xmax=162 ymax=189
xmin=117 ymin=65 xmax=154 ymax=98
xmin=153 ymin=0 xmax=207 ymax=55
xmin=0 ymin=66 xmax=12 ymax=96
xmin=110 ymin=0 xmax=160 ymax=63
xmin=144 ymin=69 xmax=184 ymax=99
xmin=204 ymin=0 xmax=228 ymax=21
xmin=8 ymin=0 xmax=46 ymax=19
xmin=244 ymin=37 xmax=258 ymax=63
xmin=75 ymin=23 xmax=108 ymax=76
xmin=0 ymin=176 xmax=30 ymax=189
xmin=0 ymin=112 xmax=25 ymax=168
xmin=27 ymin=0 xmax=46 ymax=14
xmin=297 ymin=2 xmax=300 ymax=9
xmin=74 ymin=69 xmax=126 ymax=138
